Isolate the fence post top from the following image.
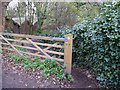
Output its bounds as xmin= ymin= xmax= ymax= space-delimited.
xmin=64 ymin=34 xmax=73 ymax=41
xmin=64 ymin=34 xmax=72 ymax=37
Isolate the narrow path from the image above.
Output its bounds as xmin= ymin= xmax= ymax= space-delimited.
xmin=2 ymin=56 xmax=98 ymax=88
xmin=71 ymin=68 xmax=98 ymax=88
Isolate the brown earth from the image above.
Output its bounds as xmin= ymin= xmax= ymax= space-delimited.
xmin=1 ymin=54 xmax=98 ymax=88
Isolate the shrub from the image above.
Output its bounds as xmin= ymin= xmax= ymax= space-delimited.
xmin=59 ymin=2 xmax=120 ymax=88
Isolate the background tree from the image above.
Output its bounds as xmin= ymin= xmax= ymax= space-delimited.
xmin=5 ymin=2 xmax=101 ymax=35
xmin=34 ymin=2 xmax=48 ymax=34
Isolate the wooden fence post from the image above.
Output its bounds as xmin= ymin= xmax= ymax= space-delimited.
xmin=0 ymin=1 xmax=3 ymax=55
xmin=0 ymin=2 xmax=2 ymax=89
xmin=64 ymin=34 xmax=72 ymax=74
xmin=0 ymin=1 xmax=2 ymax=33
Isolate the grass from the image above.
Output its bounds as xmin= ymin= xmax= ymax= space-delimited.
xmin=8 ymin=53 xmax=74 ymax=81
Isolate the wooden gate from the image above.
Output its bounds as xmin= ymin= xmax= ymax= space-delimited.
xmin=0 ymin=33 xmax=72 ymax=74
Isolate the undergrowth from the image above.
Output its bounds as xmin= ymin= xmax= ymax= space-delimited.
xmin=8 ymin=53 xmax=74 ymax=81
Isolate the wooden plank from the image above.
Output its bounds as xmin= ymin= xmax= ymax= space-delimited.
xmin=2 ymin=2 xmax=5 ymax=31
xmin=45 ymin=50 xmax=64 ymax=56
xmin=0 ymin=1 xmax=2 ymax=32
xmin=0 ymin=2 xmax=6 ymax=32
xmin=1 ymin=33 xmax=65 ymax=42
xmin=0 ymin=2 xmax=2 ymax=57
xmin=44 ymin=42 xmax=60 ymax=50
xmin=21 ymin=51 xmax=64 ymax=62
xmin=1 ymin=42 xmax=64 ymax=56
xmin=26 ymin=38 xmax=53 ymax=60
xmin=0 ymin=38 xmax=64 ymax=48
xmin=0 ymin=47 xmax=64 ymax=62
xmin=0 ymin=35 xmax=22 ymax=56
xmin=64 ymin=34 xmax=72 ymax=74
xmin=1 ymin=42 xmax=36 ymax=50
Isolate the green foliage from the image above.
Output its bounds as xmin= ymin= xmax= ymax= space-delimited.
xmin=4 ymin=28 xmax=13 ymax=33
xmin=8 ymin=53 xmax=28 ymax=62
xmin=3 ymin=28 xmax=14 ymax=39
xmin=66 ymin=74 xmax=74 ymax=82
xmin=16 ymin=47 xmax=27 ymax=52
xmin=59 ymin=2 xmax=120 ymax=88
xmin=8 ymin=54 xmax=73 ymax=81
xmin=76 ymin=3 xmax=100 ymax=21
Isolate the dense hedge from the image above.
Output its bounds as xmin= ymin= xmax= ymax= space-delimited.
xmin=60 ymin=2 xmax=120 ymax=88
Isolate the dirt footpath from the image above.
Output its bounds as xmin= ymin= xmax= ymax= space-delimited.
xmin=2 ymin=55 xmax=98 ymax=88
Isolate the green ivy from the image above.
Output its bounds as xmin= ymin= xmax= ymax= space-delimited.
xmin=59 ymin=2 xmax=120 ymax=88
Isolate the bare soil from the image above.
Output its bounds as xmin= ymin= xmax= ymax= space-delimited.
xmin=1 ymin=54 xmax=98 ymax=88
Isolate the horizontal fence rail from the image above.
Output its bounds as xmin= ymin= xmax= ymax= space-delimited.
xmin=0 ymin=33 xmax=72 ymax=74
xmin=0 ymin=33 xmax=65 ymax=41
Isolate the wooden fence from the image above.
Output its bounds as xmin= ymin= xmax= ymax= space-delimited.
xmin=0 ymin=33 xmax=72 ymax=74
